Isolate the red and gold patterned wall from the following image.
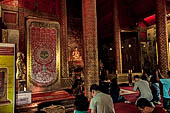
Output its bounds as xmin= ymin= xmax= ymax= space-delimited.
xmin=0 ymin=0 xmax=60 ymax=53
xmin=1 ymin=0 xmax=59 ymax=15
xmin=0 ymin=0 xmax=73 ymax=91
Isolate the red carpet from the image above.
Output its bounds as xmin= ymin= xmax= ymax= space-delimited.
xmin=114 ymin=86 xmax=166 ymax=113
xmin=120 ymin=86 xmax=139 ymax=103
xmin=30 ymin=87 xmax=166 ymax=113
xmin=31 ymin=90 xmax=74 ymax=103
xmin=114 ymin=86 xmax=140 ymax=113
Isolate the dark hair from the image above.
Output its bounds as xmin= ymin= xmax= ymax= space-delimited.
xmin=90 ymin=84 xmax=99 ymax=92
xmin=134 ymin=75 xmax=140 ymax=79
xmin=136 ymin=98 xmax=154 ymax=109
xmin=111 ymin=78 xmax=118 ymax=87
xmin=74 ymin=94 xmax=89 ymax=111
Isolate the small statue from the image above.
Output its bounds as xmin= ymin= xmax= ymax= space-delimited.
xmin=72 ymin=47 xmax=82 ymax=61
xmin=16 ymin=52 xmax=26 ymax=80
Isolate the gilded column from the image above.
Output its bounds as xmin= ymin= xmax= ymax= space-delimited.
xmin=82 ymin=0 xmax=99 ymax=98
xmin=156 ymin=0 xmax=169 ymax=76
xmin=113 ymin=0 xmax=122 ymax=73
xmin=60 ymin=0 xmax=69 ymax=78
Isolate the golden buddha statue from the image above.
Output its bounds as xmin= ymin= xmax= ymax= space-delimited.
xmin=16 ymin=52 xmax=26 ymax=80
xmin=72 ymin=47 xmax=82 ymax=61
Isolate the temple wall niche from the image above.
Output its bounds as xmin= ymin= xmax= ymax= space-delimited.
xmin=67 ymin=17 xmax=83 ymax=62
xmin=67 ymin=0 xmax=83 ymax=77
xmin=67 ymin=17 xmax=83 ymax=77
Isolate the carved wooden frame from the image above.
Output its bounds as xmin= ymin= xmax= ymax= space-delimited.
xmin=2 ymin=10 xmax=18 ymax=25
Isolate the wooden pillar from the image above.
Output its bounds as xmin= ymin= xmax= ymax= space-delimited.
xmin=60 ymin=0 xmax=74 ymax=88
xmin=156 ymin=0 xmax=169 ymax=76
xmin=18 ymin=8 xmax=25 ymax=54
xmin=0 ymin=5 xmax=1 ymax=42
xmin=60 ymin=0 xmax=69 ymax=78
xmin=82 ymin=0 xmax=99 ymax=98
xmin=113 ymin=0 xmax=122 ymax=73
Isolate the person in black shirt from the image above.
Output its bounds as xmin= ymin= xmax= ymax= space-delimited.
xmin=110 ymin=78 xmax=130 ymax=103
xmin=141 ymin=72 xmax=150 ymax=83
xmin=72 ymin=75 xmax=84 ymax=96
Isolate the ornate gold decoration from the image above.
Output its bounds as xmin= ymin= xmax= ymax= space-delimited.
xmin=2 ymin=29 xmax=8 ymax=43
xmin=156 ymin=0 xmax=169 ymax=76
xmin=41 ymin=105 xmax=65 ymax=113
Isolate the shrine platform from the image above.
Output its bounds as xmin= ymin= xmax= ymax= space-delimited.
xmin=16 ymin=90 xmax=75 ymax=113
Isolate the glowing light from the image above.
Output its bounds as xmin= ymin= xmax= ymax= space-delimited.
xmin=144 ymin=14 xmax=155 ymax=22
xmin=144 ymin=14 xmax=155 ymax=25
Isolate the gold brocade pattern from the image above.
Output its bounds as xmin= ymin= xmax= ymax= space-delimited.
xmin=82 ymin=0 xmax=99 ymax=98
xmin=2 ymin=29 xmax=8 ymax=43
xmin=60 ymin=0 xmax=69 ymax=78
xmin=26 ymin=18 xmax=60 ymax=92
xmin=156 ymin=0 xmax=169 ymax=76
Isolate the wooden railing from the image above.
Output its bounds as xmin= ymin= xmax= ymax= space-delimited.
xmin=117 ymin=73 xmax=142 ymax=85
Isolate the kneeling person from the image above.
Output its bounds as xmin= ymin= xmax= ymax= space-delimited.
xmin=136 ymin=98 xmax=166 ymax=113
